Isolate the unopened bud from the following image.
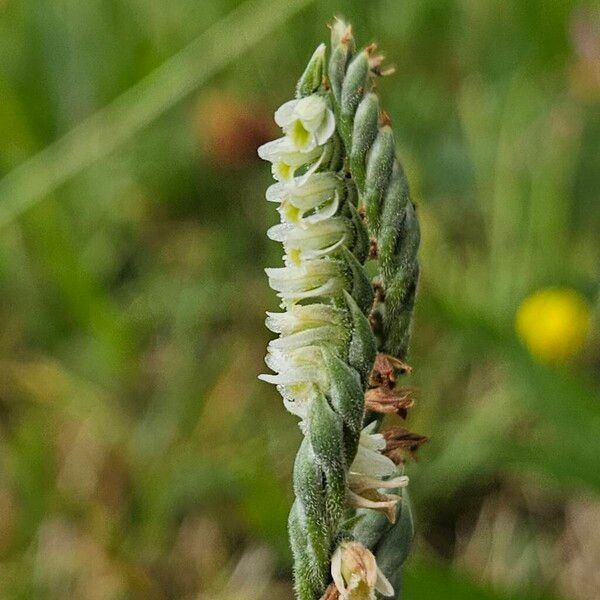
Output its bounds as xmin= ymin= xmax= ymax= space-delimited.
xmin=331 ymin=541 xmax=394 ymax=599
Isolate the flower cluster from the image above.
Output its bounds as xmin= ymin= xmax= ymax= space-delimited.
xmin=258 ymin=82 xmax=351 ymax=421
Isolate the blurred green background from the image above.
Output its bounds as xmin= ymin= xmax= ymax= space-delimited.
xmin=0 ymin=0 xmax=599 ymax=598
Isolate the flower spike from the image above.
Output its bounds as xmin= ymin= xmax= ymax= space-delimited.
xmin=259 ymin=20 xmax=422 ymax=600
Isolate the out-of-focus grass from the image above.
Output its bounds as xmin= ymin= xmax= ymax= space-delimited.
xmin=0 ymin=0 xmax=598 ymax=599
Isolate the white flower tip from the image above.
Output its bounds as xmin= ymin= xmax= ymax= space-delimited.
xmin=257 ymin=373 xmax=274 ymax=383
xmin=256 ymin=141 xmax=270 ymax=160
xmin=376 ymin=569 xmax=395 ymax=597
xmin=389 ymin=475 xmax=409 ymax=488
xmin=313 ymin=42 xmax=326 ymax=57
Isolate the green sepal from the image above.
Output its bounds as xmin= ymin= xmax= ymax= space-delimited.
xmin=329 ymin=21 xmax=355 ymax=102
xmin=341 ymin=246 xmax=374 ymax=315
xmin=351 ymin=93 xmax=379 ymax=190
xmin=345 ymin=177 xmax=359 ymax=208
xmin=296 ymin=43 xmax=326 ymax=98
xmin=344 ymin=291 xmax=377 ymax=386
xmin=341 ymin=513 xmax=365 ymax=532
xmin=292 ymin=439 xmax=330 ymax=591
xmin=309 ymin=392 xmax=345 ymax=474
xmin=374 ymin=490 xmax=415 ymax=596
xmin=382 ymin=264 xmax=418 ymax=359
xmin=378 ymin=165 xmax=409 ymax=281
xmin=322 ymin=349 xmax=364 ymax=443
xmin=329 ymin=45 xmax=348 ymax=103
xmin=327 ymin=131 xmax=344 ymax=172
xmin=348 ymin=201 xmax=369 ymax=264
xmin=381 ymin=202 xmax=420 ymax=358
xmin=308 ymin=392 xmax=347 ymax=527
xmin=339 ymin=50 xmax=370 ymax=149
xmin=289 ymin=501 xmax=322 ymax=600
xmin=364 ymin=126 xmax=395 ymax=233
xmin=351 ymin=508 xmax=392 ymax=550
xmin=341 ymin=50 xmax=370 ymax=117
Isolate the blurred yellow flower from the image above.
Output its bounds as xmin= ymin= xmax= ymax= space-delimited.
xmin=516 ymin=288 xmax=590 ymax=363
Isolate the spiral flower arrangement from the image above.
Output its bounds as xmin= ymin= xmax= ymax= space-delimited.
xmin=259 ymin=20 xmax=426 ymax=600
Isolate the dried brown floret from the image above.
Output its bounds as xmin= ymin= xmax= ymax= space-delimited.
xmin=365 ymin=386 xmax=415 ymax=418
xmin=383 ymin=427 xmax=428 ymax=464
xmin=369 ymin=353 xmax=412 ymax=388
xmin=319 ymin=582 xmax=340 ymax=600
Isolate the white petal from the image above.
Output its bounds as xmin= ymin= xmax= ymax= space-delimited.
xmin=291 ymin=171 xmax=339 ymax=194
xmin=269 ymin=325 xmax=341 ymax=352
xmin=362 ymin=422 xmax=378 ymax=435
xmin=294 ymin=95 xmax=327 ymax=130
xmin=265 ymin=305 xmax=345 ymax=334
xmin=315 ymin=107 xmax=336 ymax=145
xmin=283 ymin=395 xmax=310 ymax=419
xmin=266 ymin=222 xmax=292 ymax=242
xmin=276 ymin=218 xmax=348 ymax=259
xmin=331 ymin=546 xmax=347 ymax=596
xmin=297 ymin=234 xmax=346 ymax=261
xmin=300 ymin=194 xmax=340 ymax=225
xmin=375 ymin=567 xmax=395 ymax=598
xmin=258 ymin=368 xmax=319 ymax=386
xmin=257 ymin=136 xmax=291 ymax=161
xmin=283 ymin=118 xmax=317 ymax=152
xmin=348 ymin=473 xmax=409 ymax=492
xmin=274 ymin=99 xmax=299 ymax=127
xmin=294 ymin=148 xmax=326 ymax=187
xmin=351 ymin=444 xmax=397 ymax=479
xmin=266 ymin=182 xmax=285 ymax=202
xmin=269 ymin=173 xmax=339 ymax=212
xmin=361 ymin=432 xmax=387 ymax=453
xmin=347 ymin=489 xmax=399 ymax=515
xmin=272 ymin=162 xmax=293 ymax=182
xmin=278 ymin=277 xmax=344 ymax=303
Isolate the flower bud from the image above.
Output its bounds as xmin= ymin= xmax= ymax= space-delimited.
xmin=331 ymin=541 xmax=394 ymax=599
xmin=268 ymin=217 xmax=350 ymax=266
xmin=297 ymin=43 xmax=326 ymax=97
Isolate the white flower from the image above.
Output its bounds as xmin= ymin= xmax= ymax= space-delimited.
xmin=275 ymin=94 xmax=335 ymax=152
xmin=267 ymin=217 xmax=349 ymax=266
xmin=266 ymin=172 xmax=341 ymax=226
xmin=347 ymin=424 xmax=409 ymax=523
xmin=257 ymin=136 xmax=323 ymax=182
xmin=268 ymin=324 xmax=347 ymax=354
xmin=265 ymin=259 xmax=347 ymax=305
xmin=259 ymin=345 xmax=326 ymax=419
xmin=261 ymin=346 xmax=326 ymax=387
xmin=331 ymin=541 xmax=394 ymax=600
xmin=265 ymin=304 xmax=348 ymax=336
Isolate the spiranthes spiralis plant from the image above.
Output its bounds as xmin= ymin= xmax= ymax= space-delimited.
xmin=258 ymin=18 xmax=427 ymax=600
